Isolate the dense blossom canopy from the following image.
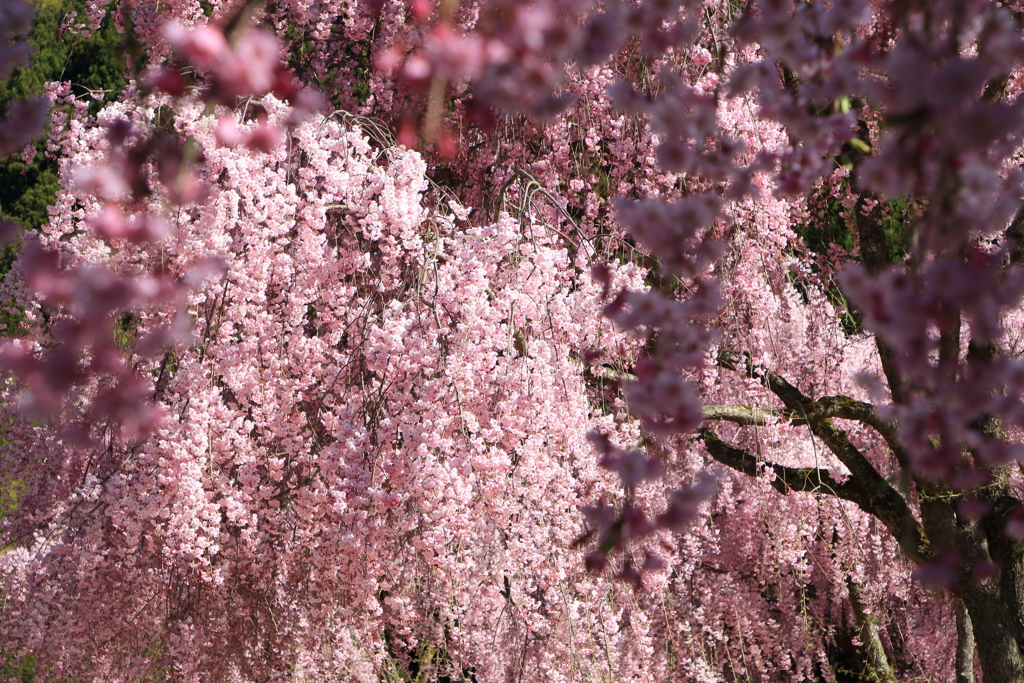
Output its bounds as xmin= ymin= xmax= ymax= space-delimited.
xmin=4 ymin=0 xmax=1024 ymax=681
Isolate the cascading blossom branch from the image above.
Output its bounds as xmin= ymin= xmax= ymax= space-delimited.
xmin=0 ymin=84 xmax=675 ymax=679
xmin=0 ymin=12 xmax=319 ymax=439
xmin=402 ymin=0 xmax=1024 ymax=679
xmin=0 ymin=14 xmax=670 ymax=678
xmin=562 ymin=0 xmax=1024 ymax=680
xmin=10 ymin=0 xmax=1024 ymax=680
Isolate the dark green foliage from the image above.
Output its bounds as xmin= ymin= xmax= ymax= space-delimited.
xmin=0 ymin=652 xmax=35 ymax=683
xmin=0 ymin=0 xmax=128 ymax=111
xmin=796 ymin=178 xmax=914 ymax=265
xmin=0 ymin=0 xmax=128 ymax=232
xmin=0 ymin=155 xmax=59 ymax=232
xmin=0 ymin=1 xmax=128 ymax=341
xmin=797 ymin=182 xmax=856 ymax=256
xmin=266 ymin=1 xmax=377 ymax=105
xmin=382 ymin=627 xmax=477 ymax=683
xmin=874 ymin=197 xmax=915 ymax=265
xmin=0 ymin=426 xmax=31 ymax=678
xmin=793 ymin=178 xmax=916 ymax=335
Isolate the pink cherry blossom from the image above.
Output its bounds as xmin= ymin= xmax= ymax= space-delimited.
xmin=4 ymin=0 xmax=1024 ymax=681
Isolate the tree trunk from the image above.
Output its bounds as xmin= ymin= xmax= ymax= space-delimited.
xmin=955 ymin=597 xmax=975 ymax=683
xmin=848 ymin=580 xmax=898 ymax=683
xmin=959 ymin=587 xmax=1024 ymax=683
xmin=920 ymin=496 xmax=1024 ymax=683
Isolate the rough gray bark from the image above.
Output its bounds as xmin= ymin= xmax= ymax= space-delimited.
xmin=847 ymin=580 xmax=899 ymax=683
xmin=955 ymin=597 xmax=976 ymax=683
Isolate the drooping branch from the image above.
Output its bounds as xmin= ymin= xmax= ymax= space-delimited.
xmin=759 ymin=371 xmax=928 ymax=555
xmin=702 ymin=404 xmax=780 ymax=426
xmin=713 ymin=352 xmax=911 ymax=468
xmin=956 ymin=597 xmax=977 ymax=683
xmin=699 ymin=428 xmax=859 ymax=498
xmin=700 ymin=411 xmax=929 ymax=563
xmin=847 ymin=579 xmax=899 ymax=683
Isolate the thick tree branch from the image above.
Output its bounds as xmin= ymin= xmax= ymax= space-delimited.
xmin=982 ymin=73 xmax=1011 ymax=103
xmin=703 ymin=397 xmax=909 ymax=468
xmin=759 ymin=372 xmax=928 ymax=558
xmin=851 ymin=195 xmax=907 ymax=403
xmin=956 ymin=596 xmax=977 ymax=683
xmin=981 ymin=496 xmax=1024 ymax=652
xmin=803 ymin=395 xmax=910 ymax=469
xmin=939 ymin=306 xmax=962 ymax=379
xmin=925 ymin=498 xmax=1024 ymax=680
xmin=760 ymin=372 xmax=893 ymax=480
xmin=848 ymin=579 xmax=899 ymax=683
xmin=714 ymin=351 xmax=911 ymax=468
xmin=699 ymin=428 xmax=928 ymax=563
xmin=1006 ymin=202 xmax=1024 ymax=267
xmin=700 ymin=428 xmax=857 ymax=498
xmin=702 ymin=404 xmax=779 ymax=425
